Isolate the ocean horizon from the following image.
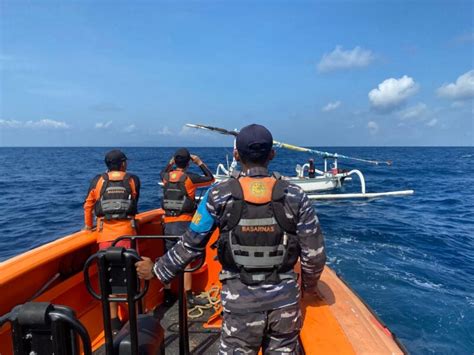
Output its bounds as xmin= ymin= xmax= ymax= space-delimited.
xmin=1 ymin=146 xmax=473 ymax=354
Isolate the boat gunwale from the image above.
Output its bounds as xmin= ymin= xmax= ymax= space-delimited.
xmin=332 ymin=270 xmax=409 ymax=354
xmin=0 ymin=208 xmax=406 ymax=354
xmin=0 ymin=209 xmax=163 ymax=282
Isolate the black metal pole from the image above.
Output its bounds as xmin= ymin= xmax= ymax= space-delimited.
xmin=178 ymin=272 xmax=189 ymax=355
xmin=49 ymin=309 xmax=93 ymax=355
xmin=131 ymin=237 xmax=144 ymax=316
xmin=51 ymin=315 xmax=68 ymax=355
xmin=97 ymin=254 xmax=115 ymax=355
xmin=126 ymin=255 xmax=139 ymax=355
xmin=111 ymin=234 xmax=204 ymax=355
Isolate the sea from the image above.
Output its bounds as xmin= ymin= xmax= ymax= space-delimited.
xmin=0 ymin=147 xmax=473 ymax=354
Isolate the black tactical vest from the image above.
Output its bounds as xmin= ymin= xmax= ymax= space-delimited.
xmin=217 ymin=172 xmax=300 ymax=285
xmin=94 ymin=173 xmax=137 ymax=220
xmin=162 ymin=171 xmax=197 ymax=216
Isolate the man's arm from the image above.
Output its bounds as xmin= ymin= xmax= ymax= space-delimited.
xmin=137 ymin=189 xmax=218 ymax=282
xmin=130 ymin=174 xmax=141 ymax=201
xmin=160 ymin=158 xmax=175 ymax=181
xmin=293 ymin=186 xmax=326 ymax=293
xmin=83 ymin=175 xmax=101 ymax=229
xmin=188 ymin=155 xmax=215 ymax=187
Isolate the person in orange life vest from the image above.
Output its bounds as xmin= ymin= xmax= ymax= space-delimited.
xmin=83 ymin=149 xmax=141 ymax=333
xmin=160 ymin=148 xmax=214 ymax=306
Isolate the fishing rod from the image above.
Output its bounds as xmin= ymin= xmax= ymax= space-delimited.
xmin=185 ymin=123 xmax=392 ymax=166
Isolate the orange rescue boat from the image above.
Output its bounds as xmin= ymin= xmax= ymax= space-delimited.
xmin=0 ymin=209 xmax=406 ymax=354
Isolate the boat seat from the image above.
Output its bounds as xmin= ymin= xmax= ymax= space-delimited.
xmin=114 ymin=314 xmax=164 ymax=355
xmin=83 ymin=246 xmax=166 ymax=355
xmin=0 ymin=302 xmax=92 ymax=355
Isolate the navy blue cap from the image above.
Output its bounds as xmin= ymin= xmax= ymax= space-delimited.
xmin=105 ymin=149 xmax=127 ymax=165
xmin=174 ymin=148 xmax=191 ymax=165
xmin=236 ymin=124 xmax=273 ymax=159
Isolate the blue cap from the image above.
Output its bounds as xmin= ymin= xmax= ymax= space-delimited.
xmin=105 ymin=149 xmax=127 ymax=165
xmin=174 ymin=147 xmax=191 ymax=165
xmin=236 ymin=124 xmax=273 ymax=159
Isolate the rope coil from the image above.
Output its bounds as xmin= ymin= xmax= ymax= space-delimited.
xmin=187 ymin=286 xmax=221 ymax=319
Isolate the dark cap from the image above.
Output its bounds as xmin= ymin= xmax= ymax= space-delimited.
xmin=105 ymin=149 xmax=127 ymax=166
xmin=174 ymin=148 xmax=191 ymax=166
xmin=236 ymin=124 xmax=273 ymax=159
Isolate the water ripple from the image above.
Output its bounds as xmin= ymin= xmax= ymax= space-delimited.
xmin=0 ymin=146 xmax=473 ymax=354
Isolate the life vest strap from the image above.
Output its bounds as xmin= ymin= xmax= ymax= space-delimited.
xmin=219 ymin=270 xmax=297 ymax=282
xmin=237 ymin=217 xmax=277 ymax=226
xmin=229 ymin=230 xmax=287 ymax=268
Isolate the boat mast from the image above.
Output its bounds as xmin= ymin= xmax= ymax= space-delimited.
xmin=185 ymin=123 xmax=392 ymax=166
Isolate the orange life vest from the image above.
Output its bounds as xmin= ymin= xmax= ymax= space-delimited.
xmin=94 ymin=172 xmax=138 ymax=220
xmin=217 ymin=172 xmax=298 ymax=285
xmin=162 ymin=170 xmax=197 ymax=217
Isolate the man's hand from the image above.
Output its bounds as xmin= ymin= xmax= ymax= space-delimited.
xmin=191 ymin=154 xmax=203 ymax=166
xmin=135 ymin=257 xmax=155 ymax=280
xmin=82 ymin=225 xmax=93 ymax=231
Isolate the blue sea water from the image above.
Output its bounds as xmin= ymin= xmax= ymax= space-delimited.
xmin=0 ymin=147 xmax=473 ymax=354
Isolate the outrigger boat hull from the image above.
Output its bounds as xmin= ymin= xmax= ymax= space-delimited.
xmin=215 ymin=173 xmax=345 ymax=193
xmin=0 ymin=209 xmax=405 ymax=354
xmin=188 ymin=123 xmax=414 ymax=199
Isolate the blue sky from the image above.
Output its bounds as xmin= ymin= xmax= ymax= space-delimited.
xmin=1 ymin=0 xmax=473 ymax=146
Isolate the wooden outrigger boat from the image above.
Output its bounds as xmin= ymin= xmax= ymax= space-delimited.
xmin=214 ymin=156 xmax=352 ymax=193
xmin=0 ymin=209 xmax=406 ymax=354
xmin=187 ymin=124 xmax=414 ymax=200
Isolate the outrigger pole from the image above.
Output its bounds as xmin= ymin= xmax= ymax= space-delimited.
xmin=185 ymin=123 xmax=392 ymax=166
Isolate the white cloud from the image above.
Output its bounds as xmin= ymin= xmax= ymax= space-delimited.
xmin=95 ymin=121 xmax=113 ymax=129
xmin=399 ymin=103 xmax=428 ymax=120
xmin=157 ymin=126 xmax=172 ymax=135
xmin=27 ymin=119 xmax=69 ymax=129
xmin=451 ymin=101 xmax=466 ymax=108
xmin=123 ymin=124 xmax=136 ymax=133
xmin=317 ymin=46 xmax=375 ymax=72
xmin=367 ymin=121 xmax=379 ymax=135
xmin=437 ymin=70 xmax=474 ymax=101
xmin=0 ymin=119 xmax=22 ymax=128
xmin=368 ymin=75 xmax=419 ymax=112
xmin=322 ymin=101 xmax=341 ymax=112
xmin=398 ymin=103 xmax=442 ymax=127
xmin=0 ymin=118 xmax=70 ymax=129
xmin=453 ymin=32 xmax=474 ymax=45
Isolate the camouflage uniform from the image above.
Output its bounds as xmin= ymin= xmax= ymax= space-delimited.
xmin=220 ymin=304 xmax=302 ymax=354
xmin=153 ymin=167 xmax=326 ymax=354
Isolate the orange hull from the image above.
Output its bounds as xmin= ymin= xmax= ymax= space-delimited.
xmin=0 ymin=209 xmax=404 ymax=354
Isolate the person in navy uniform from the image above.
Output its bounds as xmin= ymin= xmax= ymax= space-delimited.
xmin=136 ymin=124 xmax=326 ymax=354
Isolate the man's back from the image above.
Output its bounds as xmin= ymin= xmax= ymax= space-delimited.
xmin=137 ymin=124 xmax=326 ymax=354
xmin=83 ymin=170 xmax=141 ymax=244
xmin=194 ymin=167 xmax=325 ymax=313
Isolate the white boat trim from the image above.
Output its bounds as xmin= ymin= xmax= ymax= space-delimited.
xmin=307 ymin=190 xmax=415 ymax=200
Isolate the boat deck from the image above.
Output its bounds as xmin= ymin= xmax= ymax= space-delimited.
xmin=94 ymin=300 xmax=221 ymax=355
xmin=160 ymin=300 xmax=221 ymax=354
xmin=0 ymin=210 xmax=405 ymax=355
